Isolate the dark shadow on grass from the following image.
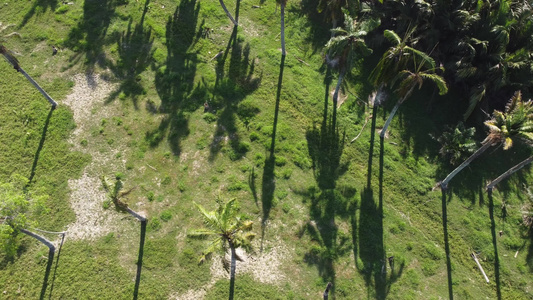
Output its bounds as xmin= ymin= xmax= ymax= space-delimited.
xmin=19 ymin=0 xmax=59 ymax=28
xmin=106 ymin=0 xmax=154 ymax=107
xmin=441 ymin=189 xmax=454 ymax=300
xmin=47 ymin=232 xmax=65 ymax=300
xmin=149 ymin=0 xmax=204 ymax=156
xmin=296 ymin=0 xmax=331 ymax=54
xmin=39 ymin=248 xmax=54 ymax=300
xmin=209 ymin=22 xmax=261 ymax=161
xmin=133 ymin=220 xmax=147 ymax=300
xmin=64 ymin=0 xmax=118 ymax=69
xmin=487 ymin=188 xmax=502 ymax=300
xmin=28 ymin=107 xmax=54 ymax=185
xmin=248 ymin=167 xmax=258 ymax=207
xmin=300 ymin=65 xmax=354 ymax=296
xmin=260 ymin=54 xmax=285 ymax=252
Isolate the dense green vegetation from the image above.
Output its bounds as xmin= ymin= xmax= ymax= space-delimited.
xmin=1 ymin=0 xmax=532 ymax=299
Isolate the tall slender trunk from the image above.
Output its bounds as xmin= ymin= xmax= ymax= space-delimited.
xmin=20 ymin=228 xmax=55 ymax=252
xmin=487 ymin=156 xmax=533 ymax=190
xmin=440 ymin=142 xmax=493 ymax=190
xmin=332 ymin=70 xmax=345 ymax=129
xmin=18 ymin=68 xmax=58 ymax=108
xmin=331 ymin=19 xmax=337 ymax=39
xmin=280 ymin=3 xmax=286 ymax=56
xmin=228 ymin=241 xmax=237 ymax=300
xmin=219 ymin=0 xmax=238 ymax=26
xmin=125 ymin=207 xmax=147 ymax=222
xmin=379 ymin=86 xmax=413 ymax=139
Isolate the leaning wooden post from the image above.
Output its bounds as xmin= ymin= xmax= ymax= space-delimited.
xmin=471 ymin=252 xmax=490 ymax=283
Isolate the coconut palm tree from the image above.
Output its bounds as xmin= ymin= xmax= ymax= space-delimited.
xmin=188 ymin=198 xmax=255 ymax=300
xmin=0 ymin=44 xmax=57 ymax=108
xmin=440 ymin=91 xmax=533 ymax=190
xmin=379 ymin=58 xmax=448 ymax=139
xmin=367 ymin=28 xmax=447 ymax=139
xmin=219 ymin=0 xmax=238 ymax=27
xmin=325 ymin=10 xmax=375 ymax=128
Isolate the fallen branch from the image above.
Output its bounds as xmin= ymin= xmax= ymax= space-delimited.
xmin=295 ymin=56 xmax=310 ymax=66
xmin=471 ymin=252 xmax=489 ymax=283
xmin=351 ymin=114 xmax=372 ymax=143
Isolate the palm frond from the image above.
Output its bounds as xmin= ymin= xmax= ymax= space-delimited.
xmin=383 ymin=30 xmax=401 ymax=46
xmin=419 ymin=73 xmax=448 ymax=95
xmin=464 ymin=86 xmax=486 ymax=120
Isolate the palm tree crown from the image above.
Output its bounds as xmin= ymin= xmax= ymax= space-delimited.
xmin=189 ymin=198 xmax=254 ymax=264
xmin=483 ymin=91 xmax=533 ymax=150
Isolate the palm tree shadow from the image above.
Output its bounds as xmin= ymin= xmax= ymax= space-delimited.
xmin=39 ymin=247 xmax=54 ymax=300
xmin=64 ymin=0 xmax=118 ymax=69
xmin=209 ymin=23 xmax=261 ymax=161
xmin=441 ymin=189 xmax=454 ymax=300
xmin=46 ymin=232 xmax=65 ymax=300
xmin=106 ymin=0 xmax=154 ymax=108
xmin=149 ymin=0 xmax=203 ymax=156
xmin=28 ymin=107 xmax=54 ymax=184
xmin=133 ymin=220 xmax=147 ymax=300
xmin=19 ymin=0 xmax=58 ymax=28
xmin=299 ymin=69 xmax=352 ymax=295
xmin=260 ymin=54 xmax=285 ymax=252
xmin=487 ymin=188 xmax=502 ymax=300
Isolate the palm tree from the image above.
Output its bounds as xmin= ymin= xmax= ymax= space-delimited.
xmin=219 ymin=0 xmax=238 ymax=27
xmin=188 ymin=198 xmax=255 ymax=300
xmin=1 ymin=44 xmax=58 ymax=108
xmin=325 ymin=10 xmax=375 ymax=128
xmin=439 ymin=91 xmax=533 ymax=190
xmin=380 ymin=59 xmax=447 ymax=139
xmin=368 ymin=29 xmax=447 ymax=139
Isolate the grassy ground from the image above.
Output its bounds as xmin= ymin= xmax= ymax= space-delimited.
xmin=0 ymin=0 xmax=532 ymax=299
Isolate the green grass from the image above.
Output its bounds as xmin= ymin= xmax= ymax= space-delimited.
xmin=1 ymin=0 xmax=532 ymax=299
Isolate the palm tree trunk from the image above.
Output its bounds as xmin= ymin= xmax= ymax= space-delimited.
xmin=20 ymin=228 xmax=55 ymax=252
xmin=280 ymin=3 xmax=286 ymax=56
xmin=332 ymin=70 xmax=345 ymax=129
xmin=228 ymin=240 xmax=237 ymax=300
xmin=487 ymin=156 xmax=533 ymax=190
xmin=380 ymin=101 xmax=401 ymax=139
xmin=331 ymin=19 xmax=337 ymax=39
xmin=125 ymin=207 xmax=147 ymax=222
xmin=18 ymin=67 xmax=58 ymax=108
xmin=379 ymin=86 xmax=413 ymax=139
xmin=219 ymin=0 xmax=238 ymax=26
xmin=440 ymin=142 xmax=493 ymax=190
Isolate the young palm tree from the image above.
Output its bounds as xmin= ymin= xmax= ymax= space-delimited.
xmin=325 ymin=10 xmax=375 ymax=128
xmin=1 ymin=44 xmax=58 ymax=108
xmin=440 ymin=91 xmax=533 ymax=190
xmin=219 ymin=0 xmax=238 ymax=27
xmin=189 ymin=198 xmax=255 ymax=300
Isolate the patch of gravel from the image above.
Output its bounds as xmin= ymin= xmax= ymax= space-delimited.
xmin=170 ymin=240 xmax=289 ymax=299
xmin=62 ymin=73 xmax=123 ymax=240
xmin=65 ymin=173 xmax=119 ymax=240
xmin=62 ymin=73 xmax=117 ymax=137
